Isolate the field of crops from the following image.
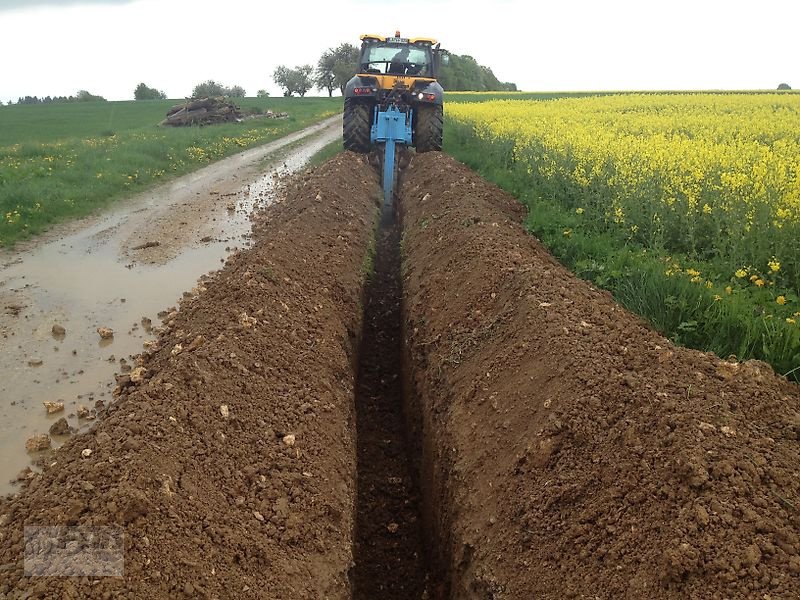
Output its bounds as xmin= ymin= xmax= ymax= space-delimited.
xmin=446 ymin=93 xmax=800 ymax=377
xmin=0 ymin=97 xmax=339 ymax=246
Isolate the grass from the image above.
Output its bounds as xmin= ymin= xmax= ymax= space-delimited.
xmin=0 ymin=97 xmax=341 ymax=246
xmin=307 ymin=138 xmax=343 ymax=168
xmin=444 ymin=120 xmax=800 ymax=381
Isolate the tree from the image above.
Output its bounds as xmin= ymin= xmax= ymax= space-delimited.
xmin=315 ymin=50 xmax=337 ymax=97
xmin=256 ymin=89 xmax=270 ymax=98
xmin=134 ymin=82 xmax=167 ymax=100
xmin=777 ymin=83 xmax=792 ymax=90
xmin=272 ymin=65 xmax=314 ymax=97
xmin=192 ymin=80 xmax=226 ymax=98
xmin=439 ymin=53 xmax=516 ymax=91
xmin=76 ymin=90 xmax=106 ymax=102
xmin=331 ymin=43 xmax=359 ymax=95
xmin=191 ymin=80 xmax=246 ymax=98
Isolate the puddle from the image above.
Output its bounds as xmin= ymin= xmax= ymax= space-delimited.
xmin=0 ymin=119 xmax=341 ymax=494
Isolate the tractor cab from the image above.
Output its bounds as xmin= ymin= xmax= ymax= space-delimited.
xmin=359 ymin=37 xmax=435 ymax=77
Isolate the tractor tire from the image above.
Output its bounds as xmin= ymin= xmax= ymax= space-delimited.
xmin=343 ymin=100 xmax=372 ymax=153
xmin=414 ymin=104 xmax=443 ymax=152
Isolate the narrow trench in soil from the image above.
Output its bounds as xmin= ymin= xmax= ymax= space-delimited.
xmin=351 ymin=206 xmax=433 ymax=599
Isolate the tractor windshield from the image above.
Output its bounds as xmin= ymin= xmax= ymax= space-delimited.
xmin=360 ymin=43 xmax=432 ymax=76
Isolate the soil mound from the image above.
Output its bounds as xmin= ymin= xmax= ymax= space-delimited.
xmin=0 ymin=153 xmax=380 ymax=599
xmin=400 ymin=152 xmax=800 ymax=599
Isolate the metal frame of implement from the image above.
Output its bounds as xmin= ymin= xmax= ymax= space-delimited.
xmin=370 ymin=105 xmax=413 ymax=206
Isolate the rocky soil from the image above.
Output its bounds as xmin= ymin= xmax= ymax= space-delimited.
xmin=0 ymin=153 xmax=380 ymax=599
xmin=3 ymin=148 xmax=799 ymax=600
xmin=400 ymin=152 xmax=800 ymax=599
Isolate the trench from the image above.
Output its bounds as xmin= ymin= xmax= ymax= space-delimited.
xmin=351 ymin=201 xmax=440 ymax=599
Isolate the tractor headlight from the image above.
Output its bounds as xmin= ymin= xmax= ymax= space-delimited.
xmin=417 ymin=92 xmax=424 ymax=100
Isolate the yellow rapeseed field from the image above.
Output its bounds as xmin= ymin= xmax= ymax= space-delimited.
xmin=447 ymin=94 xmax=800 ymax=291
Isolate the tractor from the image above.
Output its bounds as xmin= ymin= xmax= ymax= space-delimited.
xmin=343 ymin=33 xmax=448 ymax=205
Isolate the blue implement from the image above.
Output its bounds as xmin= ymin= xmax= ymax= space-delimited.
xmin=370 ymin=105 xmax=413 ymax=206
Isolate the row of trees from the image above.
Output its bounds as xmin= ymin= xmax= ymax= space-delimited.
xmin=272 ymin=44 xmax=359 ymax=98
xmin=11 ymin=90 xmax=106 ymax=105
xmin=439 ymin=54 xmax=516 ymax=91
xmin=5 ymin=46 xmax=514 ymax=106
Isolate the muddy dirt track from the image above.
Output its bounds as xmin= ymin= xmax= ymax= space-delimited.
xmin=1 ymin=151 xmax=799 ymax=599
xmin=0 ymin=116 xmax=341 ymax=495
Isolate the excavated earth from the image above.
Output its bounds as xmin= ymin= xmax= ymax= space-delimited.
xmin=0 ymin=153 xmax=380 ymax=599
xmin=400 ymin=152 xmax=800 ymax=599
xmin=1 ymin=148 xmax=800 ymax=600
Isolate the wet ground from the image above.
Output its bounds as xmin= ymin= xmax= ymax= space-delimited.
xmin=0 ymin=116 xmax=341 ymax=494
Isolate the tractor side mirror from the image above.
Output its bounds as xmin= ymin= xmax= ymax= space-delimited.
xmin=441 ymin=52 xmax=450 ymax=66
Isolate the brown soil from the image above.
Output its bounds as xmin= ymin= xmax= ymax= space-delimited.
xmin=351 ymin=210 xmax=429 ymax=598
xmin=400 ymin=152 xmax=800 ymax=599
xmin=4 ymin=146 xmax=799 ymax=600
xmin=0 ymin=153 xmax=380 ymax=599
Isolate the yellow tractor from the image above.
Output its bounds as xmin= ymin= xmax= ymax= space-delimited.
xmin=343 ymin=32 xmax=447 ymax=155
xmin=343 ymin=33 xmax=448 ymax=206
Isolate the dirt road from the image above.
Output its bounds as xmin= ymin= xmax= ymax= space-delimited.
xmin=0 ymin=116 xmax=340 ymax=494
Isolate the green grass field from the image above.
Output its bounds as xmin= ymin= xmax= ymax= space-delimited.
xmin=0 ymin=97 xmax=340 ymax=246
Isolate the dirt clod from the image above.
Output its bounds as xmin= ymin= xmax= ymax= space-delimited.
xmin=49 ymin=418 xmax=72 ymax=436
xmin=25 ymin=434 xmax=51 ymax=452
xmin=42 ymin=401 xmax=64 ymax=414
xmin=96 ymin=327 xmax=114 ymax=339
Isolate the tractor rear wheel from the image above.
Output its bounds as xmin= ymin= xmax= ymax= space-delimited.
xmin=343 ymin=99 xmax=372 ymax=153
xmin=414 ymin=104 xmax=443 ymax=152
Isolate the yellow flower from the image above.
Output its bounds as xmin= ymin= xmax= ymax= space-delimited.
xmin=686 ymin=268 xmax=701 ymax=277
xmin=725 ymin=286 xmax=733 ymax=295
xmin=575 ymin=207 xmax=585 ymax=215
xmin=691 ymin=276 xmax=702 ymax=283
xmin=749 ymin=275 xmax=759 ymax=282
xmin=735 ymin=269 xmax=747 ymax=279
xmin=706 ymin=280 xmax=713 ymax=289
xmin=776 ymin=295 xmax=786 ymax=305
xmin=787 ymin=318 xmax=796 ymax=324
xmin=563 ymin=228 xmax=572 ymax=237
xmin=702 ymin=203 xmax=712 ymax=214
xmin=768 ymin=258 xmax=780 ymax=273
xmin=713 ymin=295 xmax=722 ymax=301
xmin=755 ymin=279 xmax=765 ymax=287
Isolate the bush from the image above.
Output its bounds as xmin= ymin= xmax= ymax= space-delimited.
xmin=134 ymin=83 xmax=167 ymax=100
xmin=191 ymin=80 xmax=246 ymax=98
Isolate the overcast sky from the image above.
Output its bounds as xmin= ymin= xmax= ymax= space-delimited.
xmin=1 ymin=0 xmax=797 ymax=102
